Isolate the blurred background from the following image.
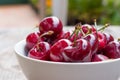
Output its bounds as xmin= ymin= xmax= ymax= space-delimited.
xmin=0 ymin=1 xmax=120 ymax=80
xmin=0 ymin=0 xmax=120 ymax=27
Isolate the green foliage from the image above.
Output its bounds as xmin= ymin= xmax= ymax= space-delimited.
xmin=100 ymin=0 xmax=120 ymax=25
xmin=30 ymin=0 xmax=38 ymax=6
xmin=68 ymin=0 xmax=120 ymax=25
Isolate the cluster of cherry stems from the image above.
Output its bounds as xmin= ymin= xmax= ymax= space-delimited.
xmin=26 ymin=16 xmax=120 ymax=62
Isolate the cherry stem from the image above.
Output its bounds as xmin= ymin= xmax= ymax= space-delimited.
xmin=73 ymin=28 xmax=79 ymax=45
xmin=69 ymin=23 xmax=81 ymax=39
xmin=69 ymin=23 xmax=82 ymax=46
xmin=85 ymin=27 xmax=92 ymax=35
xmin=40 ymin=31 xmax=54 ymax=38
xmin=38 ymin=30 xmax=54 ymax=42
xmin=93 ymin=19 xmax=99 ymax=39
xmin=98 ymin=23 xmax=110 ymax=31
xmin=94 ymin=19 xmax=97 ymax=28
xmin=36 ymin=31 xmax=54 ymax=49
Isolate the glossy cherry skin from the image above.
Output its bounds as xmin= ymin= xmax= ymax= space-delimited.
xmin=50 ymin=39 xmax=72 ymax=62
xmin=103 ymin=41 xmax=120 ymax=59
xmin=53 ymin=31 xmax=71 ymax=43
xmin=103 ymin=33 xmax=114 ymax=44
xmin=28 ymin=42 xmax=50 ymax=60
xmin=97 ymin=32 xmax=107 ymax=50
xmin=26 ymin=32 xmax=41 ymax=50
xmin=92 ymin=54 xmax=109 ymax=62
xmin=81 ymin=24 xmax=96 ymax=34
xmin=83 ymin=32 xmax=99 ymax=55
xmin=39 ymin=16 xmax=63 ymax=35
xmin=63 ymin=39 xmax=92 ymax=62
xmin=57 ymin=31 xmax=71 ymax=39
xmin=70 ymin=32 xmax=83 ymax=42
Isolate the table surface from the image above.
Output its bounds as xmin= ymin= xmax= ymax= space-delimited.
xmin=0 ymin=26 xmax=120 ymax=80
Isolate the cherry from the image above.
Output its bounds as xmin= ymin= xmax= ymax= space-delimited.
xmin=83 ymin=32 xmax=99 ymax=55
xmin=26 ymin=32 xmax=41 ymax=50
xmin=50 ymin=39 xmax=72 ymax=62
xmin=39 ymin=16 xmax=63 ymax=35
xmin=58 ymin=31 xmax=71 ymax=39
xmin=55 ymin=31 xmax=71 ymax=42
xmin=103 ymin=33 xmax=114 ymax=44
xmin=81 ymin=24 xmax=96 ymax=34
xmin=28 ymin=42 xmax=50 ymax=60
xmin=69 ymin=23 xmax=83 ymax=42
xmin=92 ymin=54 xmax=109 ymax=62
xmin=103 ymin=40 xmax=120 ymax=59
xmin=41 ymin=31 xmax=56 ymax=45
xmin=26 ymin=31 xmax=54 ymax=51
xmin=70 ymin=32 xmax=83 ymax=42
xmin=25 ymin=17 xmax=119 ymax=63
xmin=63 ymin=39 xmax=92 ymax=62
xmin=97 ymin=32 xmax=107 ymax=50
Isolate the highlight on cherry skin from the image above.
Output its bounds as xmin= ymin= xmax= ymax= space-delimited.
xmin=25 ymin=16 xmax=120 ymax=63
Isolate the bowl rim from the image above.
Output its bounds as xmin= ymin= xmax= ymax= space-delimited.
xmin=14 ymin=40 xmax=120 ymax=65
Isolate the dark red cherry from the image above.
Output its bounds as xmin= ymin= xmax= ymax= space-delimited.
xmin=50 ymin=39 xmax=72 ymax=62
xmin=83 ymin=32 xmax=99 ymax=55
xmin=97 ymin=32 xmax=107 ymax=50
xmin=28 ymin=42 xmax=50 ymax=60
xmin=103 ymin=33 xmax=114 ymax=44
xmin=103 ymin=41 xmax=120 ymax=59
xmin=81 ymin=24 xmax=96 ymax=34
xmin=92 ymin=54 xmax=109 ymax=62
xmin=26 ymin=32 xmax=41 ymax=50
xmin=39 ymin=16 xmax=63 ymax=35
xmin=52 ymin=31 xmax=71 ymax=44
xmin=70 ymin=32 xmax=83 ymax=42
xmin=63 ymin=39 xmax=92 ymax=62
xmin=57 ymin=31 xmax=71 ymax=40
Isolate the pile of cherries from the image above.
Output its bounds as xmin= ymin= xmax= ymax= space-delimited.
xmin=25 ymin=16 xmax=120 ymax=62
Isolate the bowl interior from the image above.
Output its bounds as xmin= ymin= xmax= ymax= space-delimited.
xmin=15 ymin=40 xmax=28 ymax=56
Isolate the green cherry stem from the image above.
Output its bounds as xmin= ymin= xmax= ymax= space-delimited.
xmin=98 ymin=23 xmax=110 ymax=31
xmin=69 ymin=23 xmax=81 ymax=39
xmin=73 ymin=28 xmax=79 ymax=45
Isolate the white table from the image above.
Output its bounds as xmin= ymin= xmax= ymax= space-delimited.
xmin=0 ymin=26 xmax=120 ymax=80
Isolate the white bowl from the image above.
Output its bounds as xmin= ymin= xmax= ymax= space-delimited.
xmin=14 ymin=40 xmax=120 ymax=80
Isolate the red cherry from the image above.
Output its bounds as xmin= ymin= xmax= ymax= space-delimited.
xmin=26 ymin=31 xmax=54 ymax=50
xmin=103 ymin=41 xmax=120 ymax=59
xmin=103 ymin=33 xmax=114 ymax=44
xmin=56 ymin=31 xmax=71 ymax=41
xmin=97 ymin=32 xmax=107 ymax=50
xmin=92 ymin=54 xmax=109 ymax=62
xmin=63 ymin=39 xmax=92 ymax=62
xmin=50 ymin=39 xmax=72 ymax=62
xmin=52 ymin=31 xmax=71 ymax=45
xmin=39 ymin=16 xmax=63 ymax=35
xmin=70 ymin=32 xmax=83 ymax=42
xmin=83 ymin=32 xmax=99 ymax=55
xmin=26 ymin=32 xmax=41 ymax=50
xmin=28 ymin=42 xmax=50 ymax=60
xmin=81 ymin=24 xmax=96 ymax=34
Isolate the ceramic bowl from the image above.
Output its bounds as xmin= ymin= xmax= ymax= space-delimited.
xmin=14 ymin=40 xmax=120 ymax=80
